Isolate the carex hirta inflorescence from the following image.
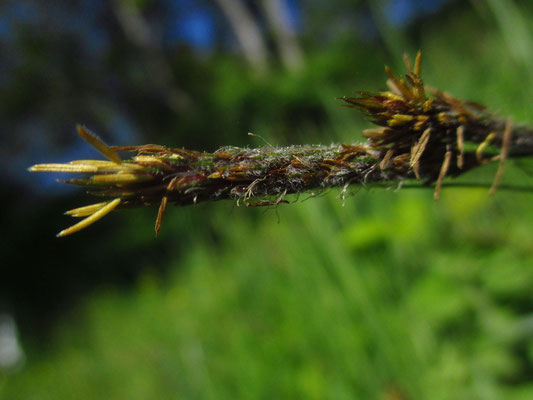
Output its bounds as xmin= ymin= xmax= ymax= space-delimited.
xmin=30 ymin=52 xmax=533 ymax=236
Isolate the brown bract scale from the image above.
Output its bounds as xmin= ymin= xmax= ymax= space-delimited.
xmin=30 ymin=53 xmax=533 ymax=236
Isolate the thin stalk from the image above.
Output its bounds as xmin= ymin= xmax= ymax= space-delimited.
xmin=30 ymin=52 xmax=533 ymax=236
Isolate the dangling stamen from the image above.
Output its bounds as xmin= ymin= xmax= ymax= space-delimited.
xmin=456 ymin=125 xmax=465 ymax=169
xmin=155 ymin=176 xmax=179 ymax=236
xmin=434 ymin=150 xmax=452 ymax=200
xmin=410 ymin=128 xmax=431 ymax=179
xmin=490 ymin=120 xmax=513 ymax=195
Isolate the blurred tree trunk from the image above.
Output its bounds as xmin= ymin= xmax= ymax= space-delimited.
xmin=214 ymin=0 xmax=269 ymax=74
xmin=112 ymin=0 xmax=192 ymax=112
xmin=260 ymin=0 xmax=304 ymax=72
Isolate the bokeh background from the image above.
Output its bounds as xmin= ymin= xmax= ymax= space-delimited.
xmin=2 ymin=0 xmax=533 ymax=398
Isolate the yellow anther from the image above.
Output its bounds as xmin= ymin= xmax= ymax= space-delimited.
xmin=57 ymin=198 xmax=121 ymax=237
xmin=388 ymin=114 xmax=414 ymax=127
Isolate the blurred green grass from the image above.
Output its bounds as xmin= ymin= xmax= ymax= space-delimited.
xmin=4 ymin=2 xmax=533 ymax=399
xmin=5 ymin=182 xmax=533 ymax=399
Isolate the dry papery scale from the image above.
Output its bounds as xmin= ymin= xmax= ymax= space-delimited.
xmin=30 ymin=52 xmax=533 ymax=237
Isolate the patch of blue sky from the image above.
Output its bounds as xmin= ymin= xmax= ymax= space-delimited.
xmin=163 ymin=0 xmax=301 ymax=50
xmin=163 ymin=0 xmax=215 ymax=50
xmin=285 ymin=0 xmax=302 ymax=31
xmin=168 ymin=8 xmax=215 ymax=50
xmin=386 ymin=0 xmax=414 ymax=26
xmin=385 ymin=0 xmax=450 ymax=27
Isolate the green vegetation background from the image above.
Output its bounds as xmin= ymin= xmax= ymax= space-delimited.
xmin=3 ymin=1 xmax=533 ymax=399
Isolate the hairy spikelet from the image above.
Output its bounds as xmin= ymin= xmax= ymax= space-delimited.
xmin=30 ymin=52 xmax=533 ymax=236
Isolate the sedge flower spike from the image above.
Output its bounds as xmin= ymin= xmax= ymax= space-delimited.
xmin=30 ymin=52 xmax=533 ymax=236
